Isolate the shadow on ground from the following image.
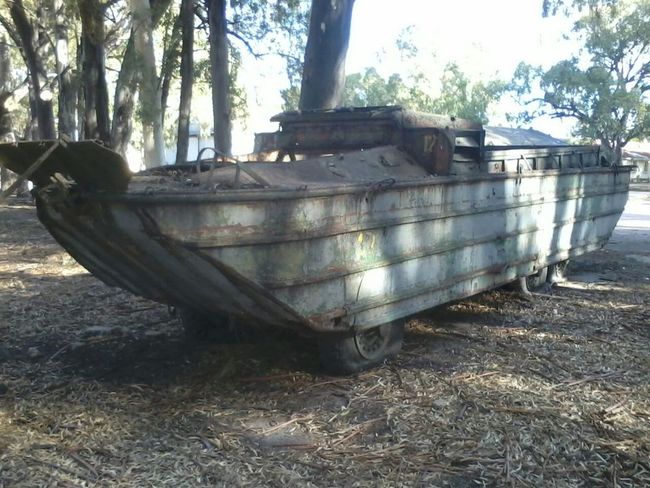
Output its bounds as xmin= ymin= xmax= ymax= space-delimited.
xmin=1 ymin=201 xmax=649 ymax=487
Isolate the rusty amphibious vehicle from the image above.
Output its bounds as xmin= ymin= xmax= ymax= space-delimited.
xmin=0 ymin=107 xmax=632 ymax=373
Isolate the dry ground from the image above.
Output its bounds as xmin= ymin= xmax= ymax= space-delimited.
xmin=0 ymin=197 xmax=649 ymax=487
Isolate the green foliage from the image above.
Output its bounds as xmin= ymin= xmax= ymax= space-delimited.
xmin=331 ymin=23 xmax=507 ymax=123
xmin=513 ymin=0 xmax=650 ymax=153
xmin=341 ymin=64 xmax=506 ymax=124
xmin=342 ymin=68 xmax=415 ymax=107
xmin=280 ymin=84 xmax=300 ymax=112
xmin=394 ymin=25 xmax=418 ymax=60
xmin=542 ymin=0 xmax=617 ymax=16
xmin=430 ymin=64 xmax=508 ymax=124
xmin=193 ymin=1 xmax=309 ymax=114
xmin=270 ymin=0 xmax=310 ymax=111
xmin=228 ymin=45 xmax=248 ymax=122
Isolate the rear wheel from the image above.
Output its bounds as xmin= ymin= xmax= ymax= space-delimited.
xmin=179 ymin=308 xmax=235 ymax=342
xmin=318 ymin=321 xmax=405 ymax=375
xmin=547 ymin=260 xmax=569 ymax=284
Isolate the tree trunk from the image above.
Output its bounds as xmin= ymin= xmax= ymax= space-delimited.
xmin=299 ymin=0 xmax=355 ymax=110
xmin=614 ymin=143 xmax=623 ymax=166
xmin=160 ymin=16 xmax=182 ymax=125
xmin=78 ymin=0 xmax=110 ymax=143
xmin=52 ymin=0 xmax=76 ymax=138
xmin=207 ymin=0 xmax=231 ymax=156
xmin=110 ymin=0 xmax=173 ymax=156
xmin=0 ymin=36 xmax=14 ymax=192
xmin=601 ymin=138 xmax=623 ymax=166
xmin=75 ymin=35 xmax=85 ymax=139
xmin=175 ymin=0 xmax=194 ymax=164
xmin=8 ymin=0 xmax=56 ymax=139
xmin=0 ymin=35 xmax=13 ymax=139
xmin=110 ymin=37 xmax=135 ymax=154
xmin=0 ymin=36 xmax=29 ymax=196
xmin=130 ymin=0 xmax=166 ymax=167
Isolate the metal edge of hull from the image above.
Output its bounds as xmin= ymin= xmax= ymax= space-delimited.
xmin=88 ymin=166 xmax=633 ymax=204
xmin=116 ymin=169 xmax=631 ymax=249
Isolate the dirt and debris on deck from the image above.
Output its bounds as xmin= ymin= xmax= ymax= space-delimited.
xmin=0 ymin=194 xmax=649 ymax=487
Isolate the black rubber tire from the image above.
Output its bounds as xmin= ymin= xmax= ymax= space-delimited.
xmin=318 ymin=321 xmax=405 ymax=375
xmin=547 ymin=260 xmax=570 ymax=284
xmin=179 ymin=308 xmax=235 ymax=342
xmin=525 ymin=266 xmax=549 ymax=291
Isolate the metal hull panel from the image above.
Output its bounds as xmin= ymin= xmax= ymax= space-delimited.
xmin=37 ymin=168 xmax=630 ymax=333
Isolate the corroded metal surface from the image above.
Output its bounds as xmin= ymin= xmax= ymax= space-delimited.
xmin=0 ymin=107 xmax=633 ymax=336
xmin=0 ymin=140 xmax=130 ymax=192
xmin=33 ymin=158 xmax=631 ymax=333
xmin=258 ymin=106 xmax=481 ymax=175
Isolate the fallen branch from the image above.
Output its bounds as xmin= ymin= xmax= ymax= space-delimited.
xmin=65 ymin=449 xmax=98 ymax=479
xmin=259 ymin=416 xmax=312 ymax=436
xmin=550 ymin=371 xmax=622 ymax=390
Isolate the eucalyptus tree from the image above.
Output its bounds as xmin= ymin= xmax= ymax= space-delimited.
xmin=130 ymin=0 xmax=165 ymax=166
xmin=299 ymin=0 xmax=355 ymax=110
xmin=51 ymin=0 xmax=75 ymax=137
xmin=200 ymin=0 xmax=310 ymax=155
xmin=206 ymin=0 xmax=231 ymax=155
xmin=175 ymin=0 xmax=194 ymax=164
xmin=342 ymin=64 xmax=507 ymax=124
xmin=0 ymin=34 xmax=13 ymax=191
xmin=0 ymin=36 xmax=11 ymax=137
xmin=159 ymin=6 xmax=182 ymax=126
xmin=1 ymin=0 xmax=56 ymax=139
xmin=0 ymin=35 xmax=30 ymax=194
xmin=111 ymin=0 xmax=173 ymax=157
xmin=78 ymin=0 xmax=111 ymax=142
xmin=513 ymin=0 xmax=650 ymax=162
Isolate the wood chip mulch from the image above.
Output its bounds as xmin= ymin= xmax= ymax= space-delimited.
xmin=1 ymin=200 xmax=649 ymax=487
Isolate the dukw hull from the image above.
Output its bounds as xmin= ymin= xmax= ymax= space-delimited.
xmin=0 ymin=106 xmax=633 ymax=372
xmin=36 ymin=166 xmax=629 ymax=332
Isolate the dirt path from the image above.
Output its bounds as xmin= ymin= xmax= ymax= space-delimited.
xmin=609 ymin=190 xmax=650 ymax=254
xmin=0 ymin=196 xmax=648 ymax=487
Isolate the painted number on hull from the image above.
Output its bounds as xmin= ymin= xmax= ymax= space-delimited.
xmin=423 ymin=134 xmax=437 ymax=153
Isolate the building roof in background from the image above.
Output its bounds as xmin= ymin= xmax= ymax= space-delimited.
xmin=624 ymin=149 xmax=650 ymax=161
xmin=485 ymin=126 xmax=568 ymax=146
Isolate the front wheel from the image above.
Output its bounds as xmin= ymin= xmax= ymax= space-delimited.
xmin=525 ymin=266 xmax=549 ymax=291
xmin=318 ymin=321 xmax=405 ymax=375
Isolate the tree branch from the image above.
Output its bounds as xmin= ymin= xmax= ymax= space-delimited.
xmin=0 ymin=14 xmax=22 ymax=52
xmin=226 ymin=28 xmax=262 ymax=58
xmin=100 ymin=0 xmax=122 ymax=11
